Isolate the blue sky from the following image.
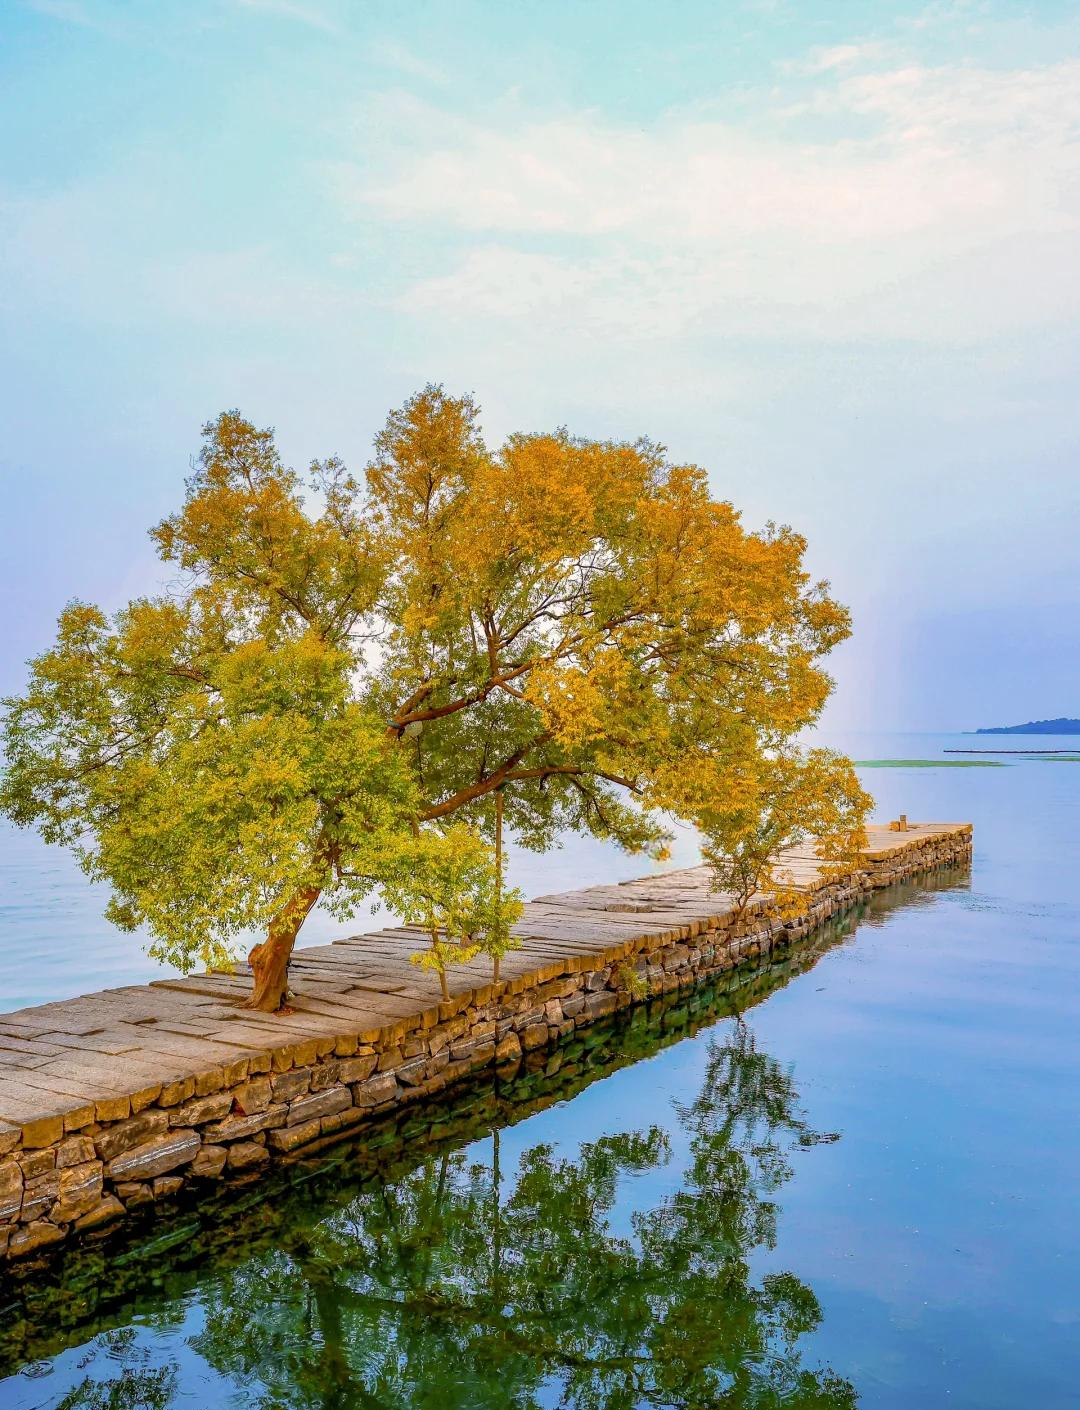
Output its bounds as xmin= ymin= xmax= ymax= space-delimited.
xmin=2 ymin=0 xmax=1078 ymax=729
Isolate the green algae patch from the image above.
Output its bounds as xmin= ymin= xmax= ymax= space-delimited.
xmin=854 ymin=759 xmax=1006 ymax=769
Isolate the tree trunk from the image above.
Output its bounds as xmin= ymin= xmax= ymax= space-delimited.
xmin=245 ymin=884 xmax=322 ymax=1012
xmin=431 ymin=927 xmax=451 ymax=1003
xmin=493 ymin=790 xmax=503 ymax=984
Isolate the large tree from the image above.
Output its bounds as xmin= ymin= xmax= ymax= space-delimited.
xmin=0 ymin=387 xmax=868 ymax=1010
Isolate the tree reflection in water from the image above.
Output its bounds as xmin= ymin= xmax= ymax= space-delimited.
xmin=181 ymin=1020 xmax=855 ymax=1410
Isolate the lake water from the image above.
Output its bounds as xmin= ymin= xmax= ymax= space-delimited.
xmin=1 ymin=731 xmax=1078 ymax=1409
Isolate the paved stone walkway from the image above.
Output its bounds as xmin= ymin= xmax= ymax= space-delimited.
xmin=0 ymin=822 xmax=971 ymax=1150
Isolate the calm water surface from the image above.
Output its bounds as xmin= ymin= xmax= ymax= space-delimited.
xmin=0 ymin=732 xmax=1077 ymax=1409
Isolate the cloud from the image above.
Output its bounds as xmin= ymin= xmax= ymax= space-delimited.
xmin=785 ymin=42 xmax=890 ymax=75
xmin=335 ymin=55 xmax=1080 ymax=347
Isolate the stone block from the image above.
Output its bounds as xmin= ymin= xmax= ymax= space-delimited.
xmin=394 ymin=1057 xmax=428 ymax=1086
xmin=338 ymin=1054 xmax=378 ymax=1084
xmin=21 ymin=1173 xmax=60 ymax=1222
xmin=204 ymin=1105 xmax=287 ymax=1143
xmin=8 ymin=1220 xmax=65 ymax=1257
xmin=152 ymin=1176 xmax=184 ymax=1199
xmin=267 ymin=1119 xmax=321 ymax=1152
xmin=520 ymin=1023 xmax=548 ymax=1052
xmin=115 ymin=1181 xmax=154 ymax=1208
xmin=0 ymin=1126 xmax=20 ymax=1158
xmin=95 ymin=1110 xmax=168 ymax=1163
xmin=50 ymin=1161 xmax=104 ymax=1222
xmin=227 ymin=1142 xmax=269 ymax=1172
xmin=584 ymin=991 xmax=618 ymax=1020
xmin=56 ymin=1135 xmax=96 ymax=1169
xmin=222 ymin=1057 xmax=252 ymax=1085
xmin=320 ymin=1106 xmax=367 ymax=1137
xmin=17 ymin=1148 xmax=55 ymax=1181
xmin=130 ymin=1085 xmax=163 ymax=1115
xmin=75 ymin=1194 xmax=126 ymax=1231
xmin=62 ymin=1105 xmax=97 ymax=1133
xmin=353 ymin=1073 xmax=400 ymax=1107
xmin=190 ymin=1145 xmax=228 ymax=1179
xmin=93 ymin=1095 xmax=132 ymax=1124
xmin=0 ymin=1160 xmax=24 ymax=1222
xmin=194 ymin=1067 xmax=225 ymax=1098
xmin=231 ymin=1077 xmax=272 ymax=1115
xmin=287 ymin=1087 xmax=351 ymax=1127
xmin=157 ymin=1076 xmax=196 ymax=1108
xmin=310 ymin=1061 xmax=341 ymax=1091
xmin=271 ymin=1069 xmax=312 ymax=1103
xmin=495 ymin=1032 xmax=521 ymax=1062
xmin=169 ymin=1092 xmax=233 ymax=1128
xmin=107 ymin=1129 xmax=201 ymax=1182
xmin=20 ymin=1115 xmax=64 ymax=1150
xmin=450 ymin=1033 xmax=493 ymax=1062
xmin=513 ymin=1008 xmax=545 ymax=1032
xmin=377 ymin=1046 xmax=404 ymax=1072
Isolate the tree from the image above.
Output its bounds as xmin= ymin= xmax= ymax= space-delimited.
xmin=374 ymin=823 xmax=524 ymax=1002
xmin=701 ymin=748 xmax=872 ymax=919
xmin=0 ymin=388 xmax=869 ymax=1010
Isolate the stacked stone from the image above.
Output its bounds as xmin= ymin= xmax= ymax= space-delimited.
xmin=0 ymin=824 xmax=972 ymax=1263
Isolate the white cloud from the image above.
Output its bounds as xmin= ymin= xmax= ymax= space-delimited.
xmin=785 ymin=41 xmax=890 ymax=75
xmin=332 ymin=55 xmax=1080 ymax=347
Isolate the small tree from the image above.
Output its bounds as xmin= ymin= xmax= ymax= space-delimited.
xmin=1 ymin=389 xmax=869 ymax=1011
xmin=375 ymin=824 xmax=524 ymax=1001
xmin=701 ymin=748 xmax=871 ymax=921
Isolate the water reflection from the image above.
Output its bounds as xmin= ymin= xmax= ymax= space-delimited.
xmin=168 ymin=1023 xmax=846 ymax=1410
xmin=3 ymin=872 xmax=969 ymax=1410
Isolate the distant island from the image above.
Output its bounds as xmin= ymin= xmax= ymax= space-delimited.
xmin=975 ymin=718 xmax=1080 ymax=735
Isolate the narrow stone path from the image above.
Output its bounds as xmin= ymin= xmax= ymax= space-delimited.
xmin=0 ymin=822 xmax=969 ymax=1153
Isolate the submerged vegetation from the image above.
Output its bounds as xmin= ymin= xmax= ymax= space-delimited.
xmin=0 ymin=387 xmax=868 ymax=1010
xmin=853 ymin=759 xmax=1005 ymax=768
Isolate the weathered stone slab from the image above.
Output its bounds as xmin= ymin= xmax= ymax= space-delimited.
xmin=267 ymin=1118 xmax=322 ymax=1151
xmin=203 ymin=1105 xmax=287 ymax=1142
xmin=95 ymin=1110 xmax=169 ymax=1163
xmin=51 ymin=1161 xmax=104 ymax=1222
xmin=190 ymin=1145 xmax=227 ymax=1179
xmin=286 ymin=1087 xmax=351 ymax=1127
xmin=353 ymin=1072 xmax=399 ymax=1107
xmin=107 ymin=1129 xmax=200 ymax=1181
xmin=169 ymin=1091 xmax=232 ymax=1127
xmin=227 ymin=1141 xmax=269 ymax=1171
xmin=8 ymin=1220 xmax=65 ymax=1257
xmin=0 ymin=1160 xmax=23 ymax=1221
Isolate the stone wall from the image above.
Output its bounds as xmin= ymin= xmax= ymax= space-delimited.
xmin=0 ymin=827 xmax=971 ymax=1264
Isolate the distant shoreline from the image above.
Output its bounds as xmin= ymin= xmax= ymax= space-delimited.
xmin=946 ymin=749 xmax=1077 ymax=755
xmin=973 ymin=717 xmax=1080 ymax=735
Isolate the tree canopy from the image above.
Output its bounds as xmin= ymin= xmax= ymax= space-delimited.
xmin=1 ymin=386 xmax=869 ymax=1008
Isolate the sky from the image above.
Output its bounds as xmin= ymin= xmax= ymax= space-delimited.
xmin=1 ymin=0 xmax=1078 ymax=731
